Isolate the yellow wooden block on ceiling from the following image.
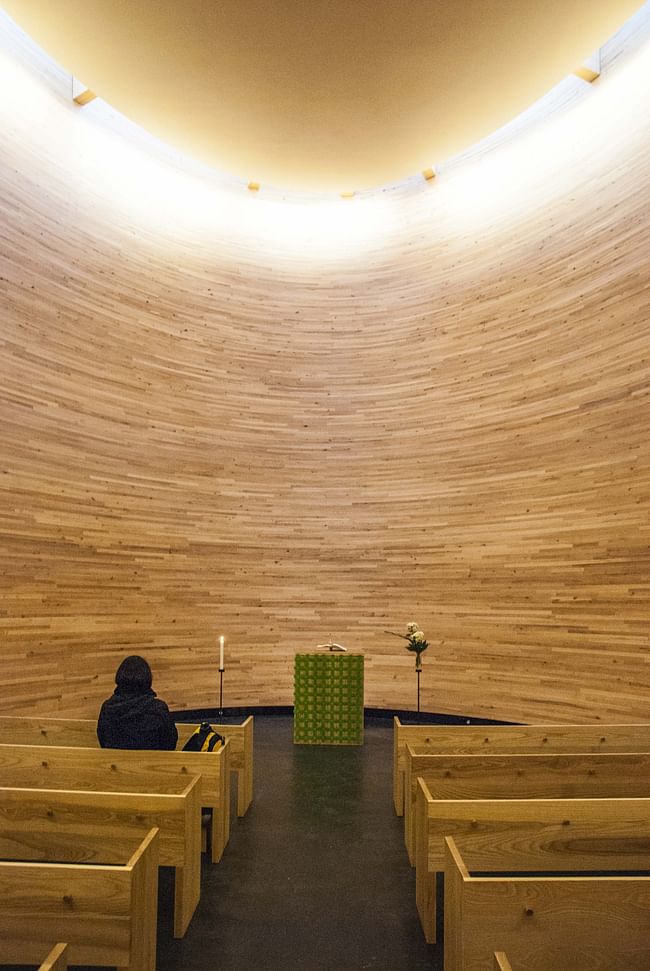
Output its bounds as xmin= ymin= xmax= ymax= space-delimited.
xmin=574 ymin=50 xmax=601 ymax=83
xmin=72 ymin=76 xmax=96 ymax=105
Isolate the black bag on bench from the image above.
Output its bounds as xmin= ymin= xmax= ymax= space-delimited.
xmin=182 ymin=721 xmax=224 ymax=752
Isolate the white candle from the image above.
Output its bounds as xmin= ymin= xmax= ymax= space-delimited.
xmin=219 ymin=635 xmax=225 ymax=670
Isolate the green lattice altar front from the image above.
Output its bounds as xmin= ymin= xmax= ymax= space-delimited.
xmin=293 ymin=653 xmax=364 ymax=745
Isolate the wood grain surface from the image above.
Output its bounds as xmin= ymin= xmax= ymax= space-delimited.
xmin=0 ymin=827 xmax=158 ymax=969
xmin=404 ymin=749 xmax=650 ymax=862
xmin=0 ymin=714 xmax=254 ymax=815
xmin=445 ymin=836 xmax=650 ymax=971
xmin=0 ymin=780 xmax=200 ymax=938
xmin=393 ymin=719 xmax=650 ymax=815
xmin=0 ymin=12 xmax=648 ymax=722
xmin=416 ymin=790 xmax=650 ymax=942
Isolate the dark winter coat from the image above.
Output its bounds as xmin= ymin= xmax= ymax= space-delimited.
xmin=97 ymin=687 xmax=178 ymax=750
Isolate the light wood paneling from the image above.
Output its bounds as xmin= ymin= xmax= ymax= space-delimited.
xmin=0 ymin=13 xmax=649 ymax=721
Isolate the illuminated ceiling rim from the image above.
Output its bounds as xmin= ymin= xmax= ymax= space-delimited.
xmin=0 ymin=0 xmax=645 ymax=192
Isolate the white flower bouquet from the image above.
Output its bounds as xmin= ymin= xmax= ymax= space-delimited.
xmin=385 ymin=621 xmax=429 ymax=670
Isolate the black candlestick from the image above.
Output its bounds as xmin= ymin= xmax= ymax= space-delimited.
xmin=218 ymin=668 xmax=224 ymax=718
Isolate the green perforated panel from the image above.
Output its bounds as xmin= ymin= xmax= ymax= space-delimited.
xmin=293 ymin=653 xmax=364 ymax=745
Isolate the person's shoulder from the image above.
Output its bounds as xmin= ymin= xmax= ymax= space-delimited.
xmin=150 ymin=695 xmax=172 ymax=715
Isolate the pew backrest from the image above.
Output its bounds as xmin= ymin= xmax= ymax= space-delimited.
xmin=393 ymin=717 xmax=650 ymax=816
xmin=404 ymin=747 xmax=650 ymax=862
xmin=417 ymin=784 xmax=650 ymax=873
xmin=0 ymin=778 xmax=200 ymax=864
xmin=455 ymin=810 xmax=650 ymax=872
xmin=0 ymin=740 xmax=231 ymax=863
xmin=0 ymin=713 xmax=253 ymax=815
xmin=0 ymin=716 xmax=98 ymax=747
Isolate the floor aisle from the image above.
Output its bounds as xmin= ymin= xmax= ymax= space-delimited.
xmin=158 ymin=714 xmax=440 ymax=970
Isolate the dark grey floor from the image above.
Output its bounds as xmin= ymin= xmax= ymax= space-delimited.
xmin=158 ymin=714 xmax=440 ymax=970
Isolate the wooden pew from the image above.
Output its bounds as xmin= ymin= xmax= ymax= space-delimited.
xmin=0 ymin=776 xmax=201 ymax=938
xmin=494 ymin=954 xmax=512 ymax=971
xmin=404 ymin=747 xmax=650 ymax=863
xmin=444 ymin=833 xmax=650 ymax=970
xmin=0 ymin=740 xmax=231 ymax=864
xmin=38 ymin=943 xmax=68 ymax=971
xmin=0 ymin=827 xmax=159 ymax=970
xmin=416 ymin=787 xmax=650 ymax=943
xmin=0 ymin=714 xmax=254 ymax=817
xmin=176 ymin=718 xmax=253 ymax=816
xmin=393 ymin=716 xmax=650 ymax=816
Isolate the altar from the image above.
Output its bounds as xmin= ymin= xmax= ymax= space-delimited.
xmin=293 ymin=653 xmax=364 ymax=745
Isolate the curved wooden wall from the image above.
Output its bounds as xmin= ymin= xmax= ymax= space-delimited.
xmin=0 ymin=12 xmax=649 ymax=721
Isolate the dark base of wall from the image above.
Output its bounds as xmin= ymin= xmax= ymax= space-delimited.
xmin=171 ymin=704 xmax=519 ymax=726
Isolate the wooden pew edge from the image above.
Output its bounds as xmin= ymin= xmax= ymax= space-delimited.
xmin=38 ymin=943 xmax=68 ymax=971
xmin=125 ymin=826 xmax=160 ymax=971
xmin=415 ymin=777 xmax=437 ymax=943
xmin=239 ymin=714 xmax=254 ymax=816
xmin=175 ymin=771 xmax=201 ymax=938
xmin=210 ymin=738 xmax=231 ymax=863
xmin=404 ymin=742 xmax=418 ymax=864
xmin=393 ymin=716 xmax=403 ymax=816
xmin=444 ymin=837 xmax=467 ymax=971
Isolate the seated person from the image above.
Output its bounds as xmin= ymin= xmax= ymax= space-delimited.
xmin=97 ymin=654 xmax=178 ymax=750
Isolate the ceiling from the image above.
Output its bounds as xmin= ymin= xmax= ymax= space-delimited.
xmin=2 ymin=0 xmax=643 ymax=192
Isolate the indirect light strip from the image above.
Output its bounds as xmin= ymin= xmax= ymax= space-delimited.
xmin=0 ymin=6 xmax=647 ymax=257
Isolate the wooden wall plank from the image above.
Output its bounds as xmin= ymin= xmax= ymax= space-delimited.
xmin=0 ymin=12 xmax=649 ymax=721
